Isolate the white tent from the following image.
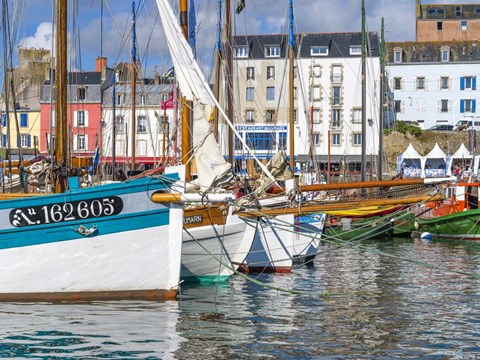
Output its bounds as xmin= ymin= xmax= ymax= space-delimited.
xmin=452 ymin=143 xmax=472 ymax=159
xmin=424 ymin=143 xmax=447 ymax=177
xmin=398 ymin=143 xmax=423 ymax=177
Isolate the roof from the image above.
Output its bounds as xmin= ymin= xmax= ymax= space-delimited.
xmin=233 ymin=32 xmax=380 ymax=59
xmin=44 ymin=71 xmax=102 ymax=86
xmin=386 ymin=41 xmax=480 ymax=63
xmin=452 ymin=143 xmax=472 ymax=159
xmin=402 ymin=143 xmax=422 ymax=159
xmin=426 ymin=143 xmax=446 ymax=159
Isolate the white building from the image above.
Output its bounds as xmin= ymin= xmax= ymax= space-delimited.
xmin=231 ymin=32 xmax=381 ymax=176
xmin=386 ymin=41 xmax=480 ymax=130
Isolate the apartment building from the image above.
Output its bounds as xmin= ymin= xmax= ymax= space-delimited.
xmin=232 ymin=32 xmax=380 ymax=175
xmin=386 ymin=41 xmax=480 ymax=130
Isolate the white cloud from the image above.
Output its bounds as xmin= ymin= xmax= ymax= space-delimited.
xmin=18 ymin=22 xmax=54 ymax=51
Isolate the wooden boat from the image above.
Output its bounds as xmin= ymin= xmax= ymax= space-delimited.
xmin=416 ymin=182 xmax=480 ymax=240
xmin=323 ymin=216 xmax=393 ymax=241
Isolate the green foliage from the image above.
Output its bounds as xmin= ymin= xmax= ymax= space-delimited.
xmin=385 ymin=121 xmax=421 ymax=137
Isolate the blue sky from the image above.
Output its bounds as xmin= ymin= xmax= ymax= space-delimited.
xmin=10 ymin=0 xmax=480 ymax=79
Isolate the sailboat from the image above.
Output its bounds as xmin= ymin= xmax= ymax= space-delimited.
xmin=0 ymin=0 xmax=187 ymax=301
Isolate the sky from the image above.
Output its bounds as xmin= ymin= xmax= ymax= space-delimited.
xmin=9 ymin=0 xmax=480 ymax=79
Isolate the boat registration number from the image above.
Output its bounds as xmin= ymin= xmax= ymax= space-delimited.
xmin=10 ymin=196 xmax=124 ymax=227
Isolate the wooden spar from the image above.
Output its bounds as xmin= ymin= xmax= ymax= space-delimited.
xmin=130 ymin=0 xmax=137 ymax=171
xmin=360 ymin=0 xmax=366 ymax=183
xmin=180 ymin=0 xmax=191 ymax=181
xmin=378 ymin=17 xmax=385 ymax=181
xmin=234 ymin=193 xmax=444 ymax=218
xmin=212 ymin=0 xmax=222 ymax=140
xmin=288 ymin=0 xmax=295 ymax=174
xmin=226 ymin=0 xmax=234 ymax=164
xmin=54 ymin=0 xmax=68 ymax=193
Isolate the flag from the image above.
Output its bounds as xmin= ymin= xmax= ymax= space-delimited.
xmin=93 ymin=142 xmax=100 ymax=169
xmin=188 ymin=0 xmax=196 ymax=55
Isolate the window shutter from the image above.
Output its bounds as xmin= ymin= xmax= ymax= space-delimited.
xmin=401 ymin=78 xmax=405 ymax=90
xmin=425 ymin=79 xmax=428 ymax=90
xmin=2 ymin=134 xmax=5 ymax=147
xmin=460 ymin=77 xmax=465 ymax=90
xmin=449 ymin=100 xmax=452 ymax=112
xmin=401 ymin=100 xmax=405 ymax=113
xmin=27 ymin=135 xmax=31 ymax=147
xmin=437 ymin=77 xmax=440 ymax=90
xmin=73 ymin=111 xmax=78 ymax=127
xmin=460 ymin=99 xmax=465 ymax=113
xmin=73 ymin=135 xmax=78 ymax=150
xmin=85 ymin=111 xmax=89 ymax=127
xmin=20 ymin=113 xmax=28 ymax=127
xmin=16 ymin=136 xmax=19 ymax=148
xmin=437 ymin=100 xmax=441 ymax=113
xmin=473 ymin=100 xmax=477 ymax=113
xmin=473 ymin=76 xmax=477 ymax=90
xmin=85 ymin=135 xmax=89 ymax=150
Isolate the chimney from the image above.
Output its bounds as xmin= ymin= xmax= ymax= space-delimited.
xmin=96 ymin=56 xmax=107 ymax=72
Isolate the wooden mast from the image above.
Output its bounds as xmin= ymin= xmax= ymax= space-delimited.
xmin=288 ymin=0 xmax=295 ymax=174
xmin=378 ymin=17 xmax=385 ymax=181
xmin=225 ymin=0 xmax=234 ymax=165
xmin=130 ymin=0 xmax=137 ymax=172
xmin=212 ymin=0 xmax=222 ymax=140
xmin=55 ymin=0 xmax=68 ymax=193
xmin=179 ymin=0 xmax=191 ymax=180
xmin=360 ymin=0 xmax=366 ymax=183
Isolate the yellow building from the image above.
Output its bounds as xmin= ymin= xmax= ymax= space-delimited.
xmin=1 ymin=110 xmax=41 ymax=160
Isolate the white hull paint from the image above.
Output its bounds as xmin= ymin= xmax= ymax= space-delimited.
xmin=292 ymin=214 xmax=325 ymax=265
xmin=181 ymin=214 xmax=255 ymax=280
xmin=0 ymin=223 xmax=182 ymax=294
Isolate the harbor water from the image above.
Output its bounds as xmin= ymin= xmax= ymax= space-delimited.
xmin=1 ymin=237 xmax=479 ymax=359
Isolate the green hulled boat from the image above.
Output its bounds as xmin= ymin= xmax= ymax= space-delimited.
xmin=323 ymin=217 xmax=393 ymax=241
xmin=416 ymin=208 xmax=480 ymax=240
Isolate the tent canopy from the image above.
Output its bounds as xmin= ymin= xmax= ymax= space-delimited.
xmin=452 ymin=143 xmax=472 ymax=159
xmin=402 ymin=143 xmax=422 ymax=159
xmin=425 ymin=143 xmax=446 ymax=159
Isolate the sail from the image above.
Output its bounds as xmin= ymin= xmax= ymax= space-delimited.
xmin=156 ymin=0 xmax=231 ymax=190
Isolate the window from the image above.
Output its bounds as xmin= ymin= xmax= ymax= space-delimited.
xmin=440 ymin=76 xmax=449 ymax=89
xmin=350 ymin=46 xmax=361 ymax=55
xmin=311 ymin=46 xmax=328 ymax=56
xmin=235 ymin=133 xmax=244 ymax=150
xmin=77 ymin=87 xmax=86 ymax=101
xmin=394 ymin=100 xmax=402 ymax=113
xmin=161 ymin=93 xmax=169 ymax=102
xmin=312 ymin=86 xmax=321 ymax=100
xmin=394 ymin=77 xmax=402 ymax=90
xmin=461 ymin=20 xmax=468 ymax=31
xmin=158 ymin=116 xmax=168 ymax=133
xmin=246 ymin=132 xmax=275 ymax=150
xmin=116 ymin=93 xmax=124 ymax=105
xmin=116 ymin=116 xmax=125 ymax=133
xmin=437 ymin=21 xmax=443 ymax=31
xmin=1 ymin=113 xmax=6 ymax=127
xmin=137 ymin=140 xmax=147 ymax=156
xmin=293 ymin=109 xmax=297 ymax=123
xmin=266 ymin=109 xmax=276 ymax=123
xmin=247 ymin=67 xmax=255 ymax=80
xmin=265 ymin=45 xmax=280 ymax=58
xmin=76 ymin=110 xmax=86 ymax=127
xmin=116 ymin=140 xmax=126 ymax=155
xmin=20 ymin=113 xmax=28 ymax=127
xmin=246 ymin=87 xmax=254 ymax=101
xmin=312 ymin=64 xmax=321 ymax=78
xmin=137 ymin=115 xmax=147 ymax=133
xmin=331 ymin=65 xmax=342 ymax=83
xmin=77 ymin=134 xmax=86 ymax=150
xmin=267 ymin=66 xmax=275 ymax=80
xmin=140 ymin=94 xmax=146 ymax=105
xmin=353 ymin=133 xmax=362 ymax=146
xmin=441 ymin=49 xmax=450 ymax=62
xmin=461 ymin=99 xmax=476 ymax=113
xmin=461 ymin=76 xmax=476 ymax=90
xmin=332 ymin=86 xmax=341 ymax=105
xmin=313 ymin=108 xmax=321 ymax=123
xmin=456 ymin=6 xmax=461 ymax=17
xmin=394 ymin=50 xmax=402 ymax=63
xmin=278 ymin=132 xmax=287 ymax=149
xmin=313 ymin=133 xmax=321 ymax=146
xmin=20 ymin=134 xmax=31 ymax=147
xmin=441 ymin=99 xmax=449 ymax=113
xmin=331 ymin=133 xmax=341 ymax=146
xmin=266 ymin=87 xmax=275 ymax=101
xmin=246 ymin=109 xmax=255 ymax=123
xmin=294 ymin=87 xmax=297 ymax=100
xmin=352 ymin=108 xmax=362 ymax=123
xmin=416 ymin=77 xmax=425 ymax=90
xmin=331 ymin=109 xmax=341 ymax=127
xmin=235 ymin=46 xmax=249 ymax=58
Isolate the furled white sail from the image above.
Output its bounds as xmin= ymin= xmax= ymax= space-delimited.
xmin=156 ymin=0 xmax=231 ymax=190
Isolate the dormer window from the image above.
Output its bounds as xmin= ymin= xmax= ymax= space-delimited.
xmin=265 ymin=45 xmax=280 ymax=58
xmin=350 ymin=46 xmax=361 ymax=55
xmin=394 ymin=49 xmax=402 ymax=63
xmin=311 ymin=46 xmax=328 ymax=56
xmin=235 ymin=46 xmax=249 ymax=58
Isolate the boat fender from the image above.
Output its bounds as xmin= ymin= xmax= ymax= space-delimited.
xmin=414 ymin=221 xmax=419 ymax=230
xmin=420 ymin=232 xmax=432 ymax=241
